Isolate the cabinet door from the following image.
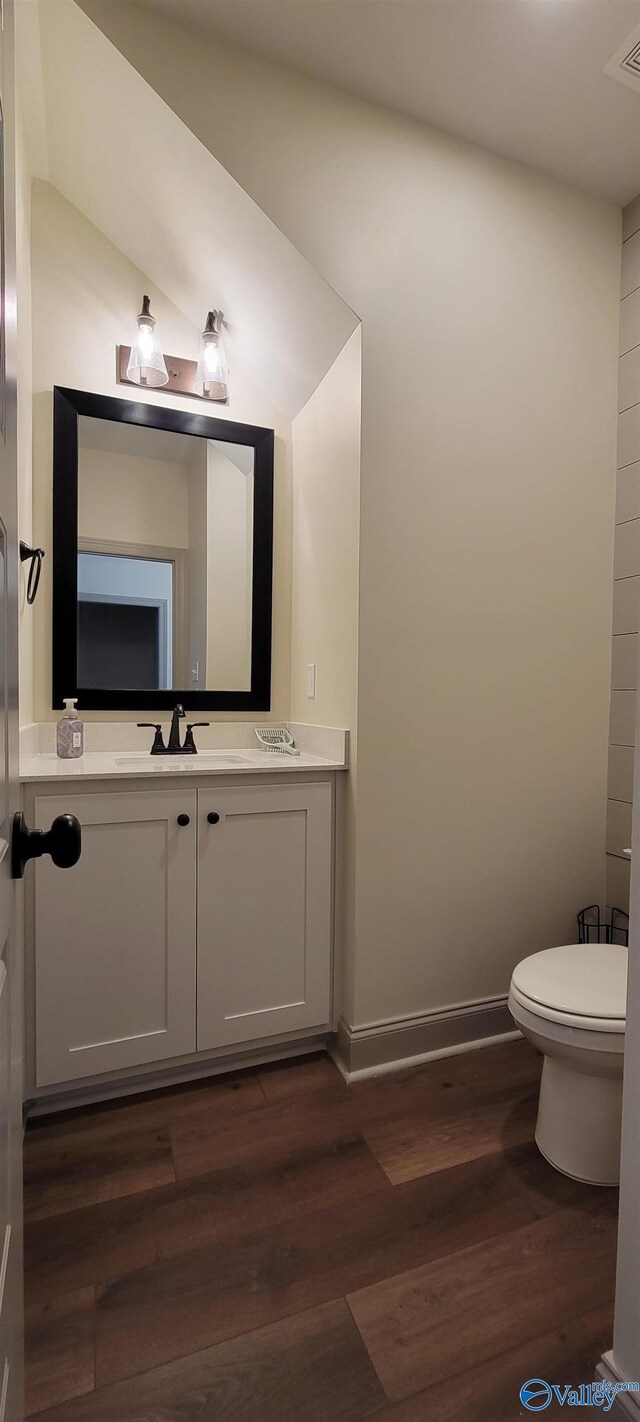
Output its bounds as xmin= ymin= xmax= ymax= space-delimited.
xmin=197 ymin=782 xmax=332 ymax=1049
xmin=34 ymin=790 xmax=197 ymax=1086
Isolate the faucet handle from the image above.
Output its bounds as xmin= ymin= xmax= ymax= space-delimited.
xmin=137 ymin=723 xmax=165 ymax=754
xmin=183 ymin=722 xmax=210 ymax=754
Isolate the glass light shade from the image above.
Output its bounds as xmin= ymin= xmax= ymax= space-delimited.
xmin=126 ymin=296 xmax=169 ymax=387
xmin=194 ymin=311 xmax=229 ymax=401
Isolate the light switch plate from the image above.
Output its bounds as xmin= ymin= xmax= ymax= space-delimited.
xmin=306 ymin=663 xmax=316 ymax=698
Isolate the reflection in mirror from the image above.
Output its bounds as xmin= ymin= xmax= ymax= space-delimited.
xmin=77 ymin=417 xmax=255 ymax=693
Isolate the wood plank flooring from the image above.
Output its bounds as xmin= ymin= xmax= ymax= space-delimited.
xmin=23 ymin=1040 xmax=619 ymax=1421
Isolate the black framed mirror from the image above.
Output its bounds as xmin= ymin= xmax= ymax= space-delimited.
xmin=52 ymin=388 xmax=274 ymax=711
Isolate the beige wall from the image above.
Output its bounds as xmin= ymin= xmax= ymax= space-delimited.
xmin=290 ymin=329 xmax=361 ymax=732
xmin=86 ymin=5 xmax=622 ymax=1029
xmin=32 ymin=0 xmax=358 ymax=426
xmin=206 ymin=442 xmax=252 ymax=690
xmin=27 ymin=179 xmax=293 ymax=724
xmin=78 ymin=448 xmax=190 ymax=549
xmin=187 ymin=441 xmax=208 ymax=691
xmin=290 ymin=327 xmax=361 ymax=1018
xmin=606 ymin=196 xmax=640 ymax=916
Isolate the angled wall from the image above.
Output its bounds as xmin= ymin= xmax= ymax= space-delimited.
xmin=27 ymin=180 xmax=294 ymax=723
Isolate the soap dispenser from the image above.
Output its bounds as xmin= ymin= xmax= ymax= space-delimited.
xmin=57 ymin=699 xmax=84 ymax=759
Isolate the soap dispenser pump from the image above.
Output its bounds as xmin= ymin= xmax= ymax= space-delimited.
xmin=57 ymin=699 xmax=84 ymax=760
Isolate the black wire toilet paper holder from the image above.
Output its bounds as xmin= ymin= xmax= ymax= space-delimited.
xmin=578 ymin=904 xmax=629 ymax=947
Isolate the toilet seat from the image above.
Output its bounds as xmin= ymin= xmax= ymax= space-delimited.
xmin=510 ymin=943 xmax=627 ymax=1034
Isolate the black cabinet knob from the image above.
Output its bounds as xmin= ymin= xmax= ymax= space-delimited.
xmin=177 ymin=814 xmax=190 ymax=827
xmin=207 ymin=812 xmax=220 ymax=825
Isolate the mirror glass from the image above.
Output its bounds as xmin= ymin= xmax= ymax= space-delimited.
xmin=77 ymin=417 xmax=255 ymax=693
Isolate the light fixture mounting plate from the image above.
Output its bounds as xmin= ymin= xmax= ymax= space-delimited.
xmin=116 ymin=345 xmax=229 ymax=403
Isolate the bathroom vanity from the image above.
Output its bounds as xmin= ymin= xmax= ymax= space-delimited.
xmin=21 ymin=735 xmax=346 ymax=1104
xmin=20 ymin=387 xmax=350 ymax=1106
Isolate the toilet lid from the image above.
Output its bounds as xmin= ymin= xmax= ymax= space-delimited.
xmin=511 ymin=943 xmax=627 ymax=1027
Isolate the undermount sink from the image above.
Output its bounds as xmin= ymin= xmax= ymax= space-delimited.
xmin=115 ymin=753 xmax=253 ymax=769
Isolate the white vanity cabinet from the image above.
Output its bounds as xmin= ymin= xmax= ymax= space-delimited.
xmin=27 ymin=773 xmax=335 ymax=1094
xmin=33 ymin=789 xmax=198 ymax=1086
xmin=197 ymin=782 xmax=332 ymax=1049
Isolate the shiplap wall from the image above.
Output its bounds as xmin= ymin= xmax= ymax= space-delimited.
xmin=606 ymin=196 xmax=640 ymax=913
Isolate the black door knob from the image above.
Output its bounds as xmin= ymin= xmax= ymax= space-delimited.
xmin=11 ymin=811 xmax=81 ymax=880
xmin=207 ymin=812 xmax=220 ymax=825
xmin=177 ymin=814 xmax=190 ymax=827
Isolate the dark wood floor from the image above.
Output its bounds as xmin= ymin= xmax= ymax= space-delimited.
xmin=23 ymin=1040 xmax=618 ymax=1421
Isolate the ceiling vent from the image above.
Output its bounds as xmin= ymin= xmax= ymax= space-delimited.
xmin=604 ymin=24 xmax=640 ymax=93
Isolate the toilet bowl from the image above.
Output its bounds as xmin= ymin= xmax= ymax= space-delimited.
xmin=508 ymin=943 xmax=626 ymax=1186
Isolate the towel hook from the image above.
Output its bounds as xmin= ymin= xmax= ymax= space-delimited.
xmin=19 ymin=541 xmax=45 ymax=605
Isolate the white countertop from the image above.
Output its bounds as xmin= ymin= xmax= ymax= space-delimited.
xmin=20 ymin=748 xmax=347 ymax=782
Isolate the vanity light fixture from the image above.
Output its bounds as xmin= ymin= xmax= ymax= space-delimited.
xmin=194 ymin=310 xmax=230 ymax=402
xmin=125 ymin=295 xmax=169 ymax=388
xmin=118 ymin=302 xmax=229 ymax=403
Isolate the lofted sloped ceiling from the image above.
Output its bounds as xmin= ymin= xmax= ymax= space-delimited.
xmin=81 ymin=0 xmax=640 ymax=206
xmin=17 ymin=0 xmax=358 ymax=420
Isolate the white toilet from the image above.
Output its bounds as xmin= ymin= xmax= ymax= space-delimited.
xmin=508 ymin=942 xmax=627 ymax=1187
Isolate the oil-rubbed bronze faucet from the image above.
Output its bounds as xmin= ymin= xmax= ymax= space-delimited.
xmin=167 ymin=703 xmax=186 ymax=752
xmin=138 ymin=705 xmax=210 ymax=755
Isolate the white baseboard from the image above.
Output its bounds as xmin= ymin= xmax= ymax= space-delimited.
xmin=330 ymin=996 xmax=519 ymax=1081
xmin=596 ymin=1354 xmax=640 ymax=1419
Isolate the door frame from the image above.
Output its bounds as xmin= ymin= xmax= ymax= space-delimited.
xmin=78 ymin=536 xmax=189 ymax=687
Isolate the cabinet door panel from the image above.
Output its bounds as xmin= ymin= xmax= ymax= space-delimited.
xmin=197 ymin=783 xmax=332 ymax=1049
xmin=34 ymin=791 xmax=197 ymax=1085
